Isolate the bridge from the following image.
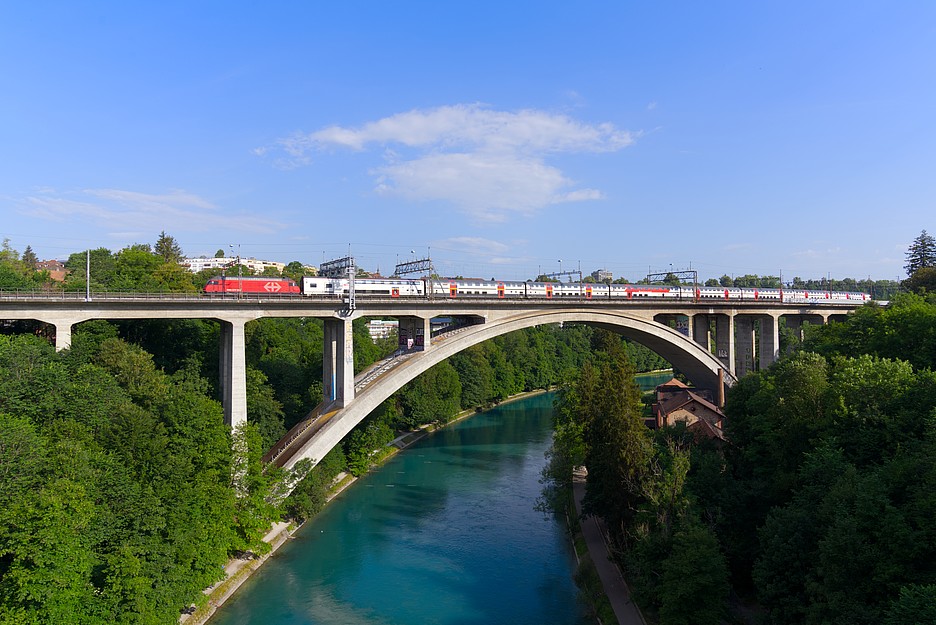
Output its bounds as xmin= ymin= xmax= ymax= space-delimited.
xmin=0 ymin=292 xmax=861 ymax=476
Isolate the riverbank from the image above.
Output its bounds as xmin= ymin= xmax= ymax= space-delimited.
xmin=182 ymin=388 xmax=551 ymax=625
xmin=571 ymin=468 xmax=646 ymax=625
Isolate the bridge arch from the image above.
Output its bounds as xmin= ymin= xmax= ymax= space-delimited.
xmin=280 ymin=308 xmax=736 ymax=471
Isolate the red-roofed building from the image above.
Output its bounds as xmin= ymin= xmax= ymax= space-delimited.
xmin=651 ymin=379 xmax=726 ymax=442
xmin=35 ymin=260 xmax=68 ymax=282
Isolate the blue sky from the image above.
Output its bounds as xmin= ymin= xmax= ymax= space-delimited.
xmin=1 ymin=2 xmax=934 ymax=282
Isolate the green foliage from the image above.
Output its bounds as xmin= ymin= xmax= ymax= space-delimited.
xmin=884 ymin=585 xmax=936 ymax=625
xmin=62 ymin=243 xmax=204 ymax=293
xmin=904 ymin=229 xmax=936 ymax=276
xmin=450 ymin=345 xmax=494 ymax=409
xmin=714 ymin=299 xmax=936 ymax=622
xmin=154 ymin=231 xmax=184 ymax=263
xmin=283 ymin=261 xmax=306 ymax=282
xmin=284 ymin=447 xmax=347 ymax=522
xmin=0 ymin=240 xmax=50 ymax=290
xmin=657 ymin=516 xmax=729 ymax=625
xmin=398 ymin=360 xmax=462 ymax=428
xmin=245 ymin=318 xmax=324 ymax=429
xmin=0 ymin=333 xmax=278 ymax=624
xmin=545 ymin=330 xmax=730 ymax=619
xmin=804 ymin=293 xmax=936 ymax=372
xmin=344 ymin=418 xmax=395 ymax=476
xmin=230 ymin=422 xmax=282 ymax=552
xmin=904 ymin=266 xmax=936 ymax=294
xmin=580 ymin=343 xmax=651 ymax=528
xmin=245 ymin=367 xmax=287 ymax=450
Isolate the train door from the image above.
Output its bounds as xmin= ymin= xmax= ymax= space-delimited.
xmin=585 ymin=285 xmax=592 ymax=299
xmin=391 ymin=287 xmax=400 ymax=298
xmin=449 ymin=282 xmax=458 ymax=298
xmin=497 ymin=282 xmax=505 ymax=298
xmin=546 ymin=284 xmax=553 ymax=299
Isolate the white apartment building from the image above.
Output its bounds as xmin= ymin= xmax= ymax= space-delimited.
xmin=366 ymin=319 xmax=398 ymax=342
xmin=181 ymin=257 xmax=317 ymax=276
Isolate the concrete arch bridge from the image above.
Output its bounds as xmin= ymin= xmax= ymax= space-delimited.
xmin=0 ymin=294 xmax=857 ymax=480
xmin=261 ymin=300 xmax=848 ymax=475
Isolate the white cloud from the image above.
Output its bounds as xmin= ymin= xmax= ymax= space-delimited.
xmin=374 ymin=152 xmax=587 ymax=220
xmin=433 ymin=235 xmax=537 ymax=267
xmin=437 ymin=236 xmax=510 ymax=256
xmin=260 ymin=104 xmax=637 ymax=220
xmin=20 ymin=188 xmax=284 ymax=235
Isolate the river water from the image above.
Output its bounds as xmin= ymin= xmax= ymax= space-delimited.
xmin=211 ymin=393 xmax=592 ymax=625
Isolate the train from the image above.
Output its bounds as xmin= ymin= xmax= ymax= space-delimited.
xmin=204 ymin=275 xmax=300 ymax=294
xmin=204 ymin=275 xmax=871 ymax=304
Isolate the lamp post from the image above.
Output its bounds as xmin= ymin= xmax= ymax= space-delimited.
xmin=558 ymin=259 xmax=562 ymax=280
xmin=230 ymin=244 xmax=241 ymax=299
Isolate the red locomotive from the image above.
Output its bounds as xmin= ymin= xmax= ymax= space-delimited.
xmin=204 ymin=276 xmax=300 ymax=295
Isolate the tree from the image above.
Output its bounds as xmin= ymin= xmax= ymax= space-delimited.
xmin=21 ymin=245 xmax=37 ymax=267
xmin=904 ymin=266 xmax=936 ymax=294
xmin=154 ymin=231 xmax=183 ymax=264
xmin=658 ymin=517 xmax=730 ymax=625
xmin=283 ymin=261 xmax=305 ymax=283
xmin=580 ymin=334 xmax=652 ymax=529
xmin=214 ymin=249 xmax=226 ymax=258
xmin=885 ymin=585 xmax=936 ymax=625
xmin=904 ymin=230 xmax=936 ymax=277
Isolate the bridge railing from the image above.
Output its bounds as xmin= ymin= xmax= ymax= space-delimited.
xmin=262 ymin=400 xmax=336 ymax=466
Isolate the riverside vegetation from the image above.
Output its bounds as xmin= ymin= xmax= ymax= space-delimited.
xmin=2 ymin=233 xmax=934 ymax=624
xmin=0 ymin=308 xmax=666 ymax=622
xmin=539 ymin=293 xmax=936 ymax=625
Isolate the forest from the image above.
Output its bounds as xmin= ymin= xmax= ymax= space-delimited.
xmin=542 ymin=292 xmax=936 ymax=625
xmin=2 ymin=234 xmax=934 ymax=624
xmin=0 ymin=238 xmax=673 ymax=623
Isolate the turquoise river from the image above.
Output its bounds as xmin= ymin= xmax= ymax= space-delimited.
xmin=211 ymin=392 xmax=595 ymax=625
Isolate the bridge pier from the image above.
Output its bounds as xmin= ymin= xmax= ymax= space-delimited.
xmin=714 ymin=314 xmax=734 ymax=371
xmin=54 ymin=321 xmax=72 ymax=351
xmin=219 ymin=319 xmax=247 ymax=429
xmin=324 ymin=317 xmax=355 ymax=407
xmin=759 ymin=314 xmax=779 ymax=370
xmin=735 ymin=316 xmax=756 ymax=377
xmin=692 ymin=314 xmax=710 ymax=350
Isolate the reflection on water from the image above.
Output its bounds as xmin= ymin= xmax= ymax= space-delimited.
xmin=211 ymin=393 xmax=591 ymax=625
xmin=635 ymin=370 xmax=674 ymax=390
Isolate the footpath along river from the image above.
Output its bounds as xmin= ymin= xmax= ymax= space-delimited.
xmin=211 ymin=392 xmax=593 ymax=625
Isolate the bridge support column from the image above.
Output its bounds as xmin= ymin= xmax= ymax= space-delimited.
xmin=784 ymin=315 xmax=803 ymax=343
xmin=324 ymin=317 xmax=355 ymax=407
xmin=397 ymin=316 xmax=430 ymax=351
xmin=219 ymin=319 xmax=247 ymax=429
xmin=735 ymin=316 xmax=755 ymax=377
xmin=54 ymin=321 xmax=72 ymax=351
xmin=714 ymin=314 xmax=734 ymax=372
xmin=692 ymin=314 xmax=710 ymax=350
xmin=759 ymin=315 xmax=779 ymax=370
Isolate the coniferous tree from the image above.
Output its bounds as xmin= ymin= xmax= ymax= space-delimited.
xmin=21 ymin=245 xmax=38 ymax=267
xmin=904 ymin=229 xmax=936 ymax=276
xmin=154 ymin=231 xmax=184 ymax=264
